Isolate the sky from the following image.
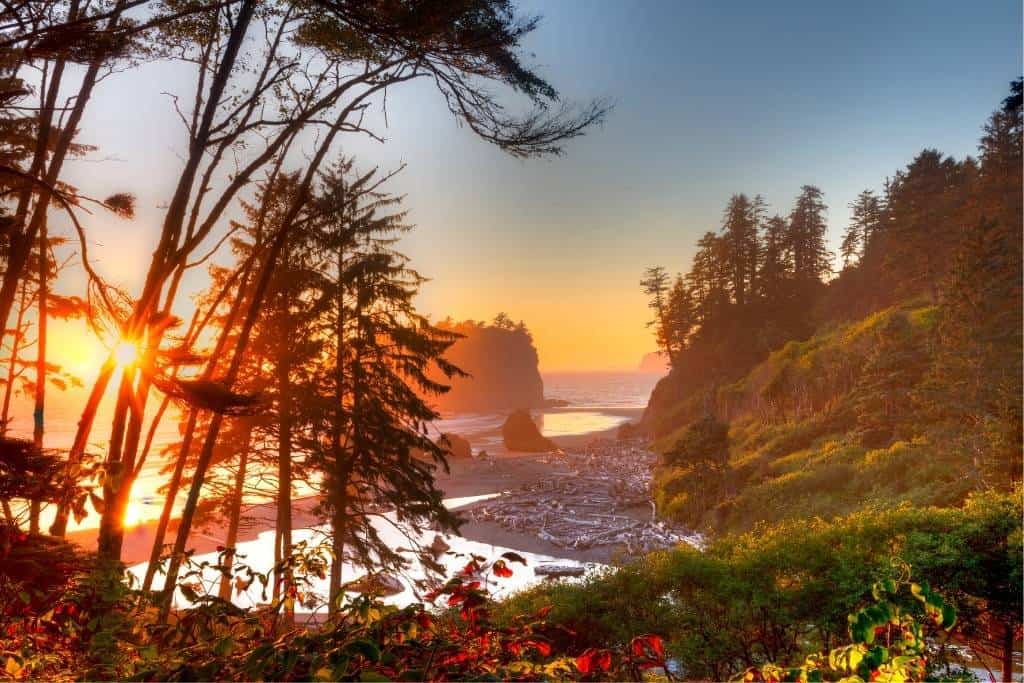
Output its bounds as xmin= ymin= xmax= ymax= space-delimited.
xmin=48 ymin=0 xmax=1022 ymax=377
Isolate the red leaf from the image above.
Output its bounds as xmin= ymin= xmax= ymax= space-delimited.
xmin=645 ymin=634 xmax=665 ymax=659
xmin=631 ymin=634 xmax=665 ymax=662
xmin=576 ymin=648 xmax=598 ymax=674
xmin=521 ymin=639 xmax=551 ymax=657
xmin=492 ymin=560 xmax=513 ymax=578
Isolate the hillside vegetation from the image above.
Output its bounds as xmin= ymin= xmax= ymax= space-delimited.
xmin=640 ymin=81 xmax=1022 ymax=540
xmin=652 ymin=302 xmax=980 ymax=534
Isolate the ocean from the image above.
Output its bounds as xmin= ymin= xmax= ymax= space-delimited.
xmin=440 ymin=370 xmax=662 ymax=452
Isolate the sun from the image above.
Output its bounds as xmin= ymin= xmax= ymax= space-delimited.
xmin=114 ymin=340 xmax=139 ymax=368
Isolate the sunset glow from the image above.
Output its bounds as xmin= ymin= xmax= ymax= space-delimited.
xmin=113 ymin=340 xmax=139 ymax=369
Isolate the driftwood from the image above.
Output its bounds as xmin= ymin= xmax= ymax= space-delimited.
xmin=465 ymin=438 xmax=701 ymax=555
xmin=534 ymin=564 xmax=586 ymax=578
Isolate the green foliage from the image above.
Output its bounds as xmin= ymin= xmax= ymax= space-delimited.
xmin=661 ymin=416 xmax=729 ymax=467
xmin=736 ymin=572 xmax=957 ymax=682
xmin=649 ymin=302 xmax=988 ymax=535
xmin=655 ymin=416 xmax=732 ymax=528
xmin=501 ymin=492 xmax=1019 ymax=681
xmin=641 ymin=82 xmax=1022 ymax=541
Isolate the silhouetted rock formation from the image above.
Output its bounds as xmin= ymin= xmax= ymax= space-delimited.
xmin=501 ymin=410 xmax=557 ymax=452
xmin=638 ymin=351 xmax=670 ymax=374
xmin=434 ymin=317 xmax=544 ymax=412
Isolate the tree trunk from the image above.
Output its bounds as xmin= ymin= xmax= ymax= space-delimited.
xmin=218 ymin=429 xmax=251 ymax=601
xmin=328 ymin=239 xmax=348 ymax=614
xmin=30 ymin=212 xmax=48 ymax=535
xmin=0 ymin=0 xmax=110 ymax=335
xmin=1001 ymin=623 xmax=1014 ymax=683
xmin=0 ymin=283 xmax=28 ymax=436
xmin=49 ymin=357 xmax=115 ymax=536
xmin=141 ymin=406 xmax=197 ymax=592
xmin=276 ymin=356 xmax=293 ymax=622
xmin=0 ymin=32 xmax=70 ymax=334
xmin=96 ymin=371 xmax=135 ymax=561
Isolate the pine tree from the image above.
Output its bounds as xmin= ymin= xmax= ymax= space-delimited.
xmin=786 ymin=185 xmax=831 ymax=287
xmin=719 ymin=193 xmax=762 ymax=306
xmin=687 ymin=231 xmax=731 ymax=333
xmin=842 ymin=190 xmax=882 ymax=269
xmin=758 ymin=215 xmax=791 ymax=302
xmin=880 ymin=150 xmax=969 ymax=300
xmin=663 ymin=275 xmax=695 ymax=358
xmin=640 ymin=266 xmax=678 ymax=366
xmin=306 ymin=161 xmax=465 ymax=612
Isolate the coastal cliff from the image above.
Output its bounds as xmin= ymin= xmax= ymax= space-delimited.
xmin=433 ymin=316 xmax=544 ymax=412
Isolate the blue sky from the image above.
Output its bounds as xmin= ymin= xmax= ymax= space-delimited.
xmin=59 ymin=0 xmax=1022 ymax=371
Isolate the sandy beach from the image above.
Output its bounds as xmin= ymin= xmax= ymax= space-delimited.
xmin=66 ymin=407 xmax=645 ymax=566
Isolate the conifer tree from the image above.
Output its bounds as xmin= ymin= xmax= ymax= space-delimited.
xmin=306 ymin=162 xmax=465 ymax=611
xmin=719 ymin=193 xmax=762 ymax=306
xmin=641 ymin=266 xmax=677 ymax=366
xmin=758 ymin=215 xmax=791 ymax=302
xmin=786 ymin=185 xmax=831 ymax=287
xmin=842 ymin=190 xmax=882 ymax=269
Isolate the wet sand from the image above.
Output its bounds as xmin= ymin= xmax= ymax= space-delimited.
xmin=66 ymin=408 xmax=644 ymax=566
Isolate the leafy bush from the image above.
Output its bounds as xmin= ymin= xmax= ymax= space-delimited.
xmin=736 ymin=572 xmax=957 ymax=682
xmin=499 ymin=492 xmax=1020 ymax=681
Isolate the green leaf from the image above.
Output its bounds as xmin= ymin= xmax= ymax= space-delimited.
xmin=346 ymin=640 xmax=381 ymax=663
xmin=940 ymin=604 xmax=957 ymax=630
xmin=213 ymin=636 xmax=235 ymax=656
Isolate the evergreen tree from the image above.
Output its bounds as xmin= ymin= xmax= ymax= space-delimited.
xmin=786 ymin=185 xmax=831 ymax=286
xmin=758 ymin=215 xmax=791 ymax=302
xmin=663 ymin=275 xmax=695 ymax=358
xmin=719 ymin=193 xmax=762 ymax=306
xmin=306 ymin=161 xmax=465 ymax=611
xmin=641 ymin=266 xmax=678 ymax=365
xmin=880 ymin=150 xmax=969 ymax=300
xmin=842 ymin=190 xmax=882 ymax=268
xmin=851 ymin=313 xmax=929 ymax=447
xmin=687 ymin=231 xmax=730 ymax=331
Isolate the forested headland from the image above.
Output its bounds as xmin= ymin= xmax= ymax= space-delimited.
xmin=430 ymin=316 xmax=545 ymax=413
xmin=638 ymin=81 xmax=1021 ymax=533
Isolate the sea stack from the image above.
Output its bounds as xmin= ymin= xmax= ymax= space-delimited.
xmin=501 ymin=409 xmax=558 ymax=452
